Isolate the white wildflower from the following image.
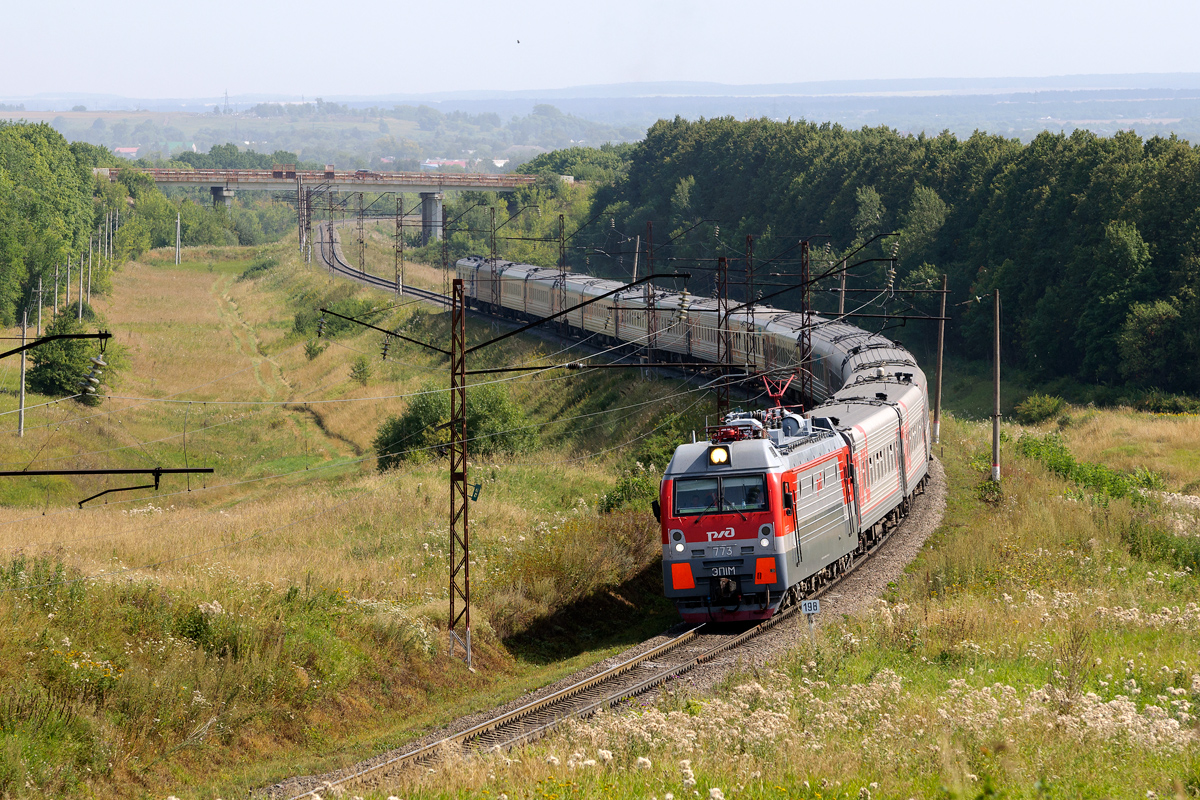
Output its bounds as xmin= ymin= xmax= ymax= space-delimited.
xmin=598 ymin=749 xmax=613 ymax=762
xmin=709 ymin=789 xmax=725 ymax=800
xmin=637 ymin=756 xmax=653 ymax=770
xmin=546 ymin=755 xmax=560 ymax=766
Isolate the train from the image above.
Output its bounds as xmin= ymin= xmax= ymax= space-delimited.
xmin=455 ymin=256 xmax=931 ymax=622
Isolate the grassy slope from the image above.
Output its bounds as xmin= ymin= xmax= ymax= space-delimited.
xmin=0 ymin=241 xmax=697 ymax=798
xmin=375 ymin=409 xmax=1200 ymax=799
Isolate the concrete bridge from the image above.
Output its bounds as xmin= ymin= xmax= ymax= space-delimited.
xmin=99 ymin=167 xmax=536 ymax=243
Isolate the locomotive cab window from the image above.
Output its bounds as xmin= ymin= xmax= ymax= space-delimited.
xmin=723 ymin=475 xmax=768 ymax=513
xmin=674 ymin=478 xmax=719 ymax=515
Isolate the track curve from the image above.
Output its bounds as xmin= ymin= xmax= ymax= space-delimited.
xmin=315 ymin=221 xmax=448 ymax=307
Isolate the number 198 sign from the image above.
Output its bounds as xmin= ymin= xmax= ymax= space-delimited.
xmin=801 ymin=599 xmax=820 ymax=616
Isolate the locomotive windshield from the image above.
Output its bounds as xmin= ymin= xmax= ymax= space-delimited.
xmin=673 ymin=474 xmax=767 ymax=515
xmin=722 ymin=475 xmax=768 ymax=512
xmin=674 ymin=478 xmax=718 ymax=515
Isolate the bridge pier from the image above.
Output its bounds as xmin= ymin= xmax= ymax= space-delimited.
xmin=210 ymin=186 xmax=236 ymax=208
xmin=420 ymin=192 xmax=443 ymax=245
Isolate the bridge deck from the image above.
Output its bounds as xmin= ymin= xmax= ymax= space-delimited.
xmin=99 ymin=167 xmax=535 ymax=193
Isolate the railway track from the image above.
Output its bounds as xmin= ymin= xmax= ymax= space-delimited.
xmin=270 ymin=479 xmax=925 ymax=799
xmin=315 ymin=221 xmax=448 ymax=307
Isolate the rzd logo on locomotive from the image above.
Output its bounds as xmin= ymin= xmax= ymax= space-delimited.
xmin=706 ymin=527 xmax=735 ymax=542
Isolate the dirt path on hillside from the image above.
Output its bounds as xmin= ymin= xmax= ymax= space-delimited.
xmin=211 ymin=275 xmax=293 ymax=399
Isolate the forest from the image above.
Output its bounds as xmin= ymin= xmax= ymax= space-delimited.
xmin=567 ymin=118 xmax=1200 ymax=396
xmin=5 ymin=116 xmax=1200 ymax=397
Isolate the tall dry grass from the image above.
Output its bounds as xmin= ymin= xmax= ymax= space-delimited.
xmin=1039 ymin=406 xmax=1200 ymax=492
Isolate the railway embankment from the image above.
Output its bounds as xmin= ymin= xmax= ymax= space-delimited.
xmin=337 ymin=412 xmax=1200 ymax=800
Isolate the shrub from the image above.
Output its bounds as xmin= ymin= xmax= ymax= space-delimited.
xmin=1131 ymin=390 xmax=1200 ymax=415
xmin=1013 ymin=393 xmax=1065 ymax=424
xmin=599 ymin=464 xmax=659 ymax=513
xmin=238 ymin=254 xmax=278 ymax=281
xmin=293 ymin=297 xmax=374 ymax=338
xmin=303 ymin=339 xmax=325 ymax=360
xmin=373 ymin=382 xmax=534 ymax=470
xmin=1016 ymin=432 xmax=1163 ymax=500
xmin=349 ymin=355 xmax=373 ymax=385
xmin=26 ymin=314 xmax=105 ymax=403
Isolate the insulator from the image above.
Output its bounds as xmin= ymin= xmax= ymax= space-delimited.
xmin=381 ymin=338 xmax=390 ymax=361
xmin=90 ymin=356 xmax=107 ymax=368
xmin=714 ymin=225 xmax=720 ymax=238
xmin=316 ymin=317 xmax=326 ymax=338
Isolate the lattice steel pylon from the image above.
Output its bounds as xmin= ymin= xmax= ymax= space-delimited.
xmin=394 ymin=195 xmax=404 ymax=295
xmin=449 ymin=278 xmax=472 ymax=667
xmin=304 ymin=188 xmax=314 ymax=263
xmin=296 ymin=177 xmax=306 ymax=254
xmin=745 ymin=234 xmax=755 ymax=371
xmin=553 ymin=214 xmax=568 ymax=333
xmin=798 ymin=240 xmax=813 ymax=410
xmin=716 ymin=255 xmax=731 ymax=416
xmin=356 ymin=193 xmax=366 ymax=273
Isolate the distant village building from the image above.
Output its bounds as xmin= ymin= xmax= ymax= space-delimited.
xmin=492 ymin=159 xmax=509 ymax=168
xmin=420 ymin=158 xmax=468 ymax=171
xmin=114 ymin=147 xmax=139 ymax=159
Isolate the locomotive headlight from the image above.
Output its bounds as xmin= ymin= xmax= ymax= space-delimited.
xmin=760 ymin=538 xmax=770 ymax=548
xmin=674 ymin=543 xmax=685 ymax=552
xmin=708 ymin=446 xmax=730 ymax=466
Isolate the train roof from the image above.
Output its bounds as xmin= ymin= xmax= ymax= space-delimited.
xmin=664 ymin=426 xmax=842 ymax=478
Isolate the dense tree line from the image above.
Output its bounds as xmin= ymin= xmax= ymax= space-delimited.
xmin=0 ymin=123 xmax=299 ymax=328
xmin=579 ymin=118 xmax=1200 ymax=394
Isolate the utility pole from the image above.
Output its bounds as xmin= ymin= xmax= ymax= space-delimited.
xmin=489 ymin=207 xmax=499 ymax=308
xmin=394 ymin=195 xmax=403 ymax=295
xmin=798 ymin=240 xmax=813 ymax=409
xmin=644 ymin=222 xmax=655 ymax=377
xmin=356 ymin=192 xmax=366 ymax=273
xmin=78 ymin=253 xmax=84 ymax=321
xmin=745 ymin=234 xmax=755 ymax=370
xmin=54 ymin=263 xmax=59 ymax=313
xmin=717 ymin=255 xmax=730 ymax=416
xmin=66 ymin=259 xmax=71 ymax=308
xmin=992 ymin=289 xmax=1001 ymax=482
xmin=448 ymin=278 xmax=471 ymax=668
xmin=175 ymin=213 xmax=181 ymax=265
xmin=88 ymin=238 xmax=93 ymax=302
xmin=933 ymin=273 xmax=947 ymax=444
xmin=36 ymin=278 xmax=42 ymax=336
xmin=838 ymin=258 xmax=847 ymax=316
xmin=18 ymin=310 xmax=26 ymax=437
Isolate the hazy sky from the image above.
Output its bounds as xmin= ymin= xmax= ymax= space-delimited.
xmin=8 ymin=0 xmax=1200 ymax=98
